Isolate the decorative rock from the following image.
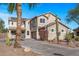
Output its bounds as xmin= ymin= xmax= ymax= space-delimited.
xmin=24 ymin=48 xmax=31 ymax=52
xmin=76 ymin=43 xmax=79 ymax=47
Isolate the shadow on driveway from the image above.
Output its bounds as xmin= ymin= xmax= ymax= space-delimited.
xmin=53 ymin=53 xmax=64 ymax=56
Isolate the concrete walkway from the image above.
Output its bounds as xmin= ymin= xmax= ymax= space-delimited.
xmin=21 ymin=39 xmax=79 ymax=56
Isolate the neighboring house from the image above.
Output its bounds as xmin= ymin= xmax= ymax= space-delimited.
xmin=8 ymin=17 xmax=31 ymax=40
xmin=74 ymin=27 xmax=79 ymax=36
xmin=30 ymin=13 xmax=70 ymax=41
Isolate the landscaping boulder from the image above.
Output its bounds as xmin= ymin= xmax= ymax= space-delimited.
xmin=24 ymin=48 xmax=31 ymax=52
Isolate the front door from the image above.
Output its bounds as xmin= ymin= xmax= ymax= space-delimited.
xmin=39 ymin=27 xmax=48 ymax=41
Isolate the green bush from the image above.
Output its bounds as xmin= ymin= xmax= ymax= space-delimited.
xmin=65 ymin=32 xmax=73 ymax=42
xmin=6 ymin=33 xmax=11 ymax=46
xmin=75 ymin=36 xmax=79 ymax=41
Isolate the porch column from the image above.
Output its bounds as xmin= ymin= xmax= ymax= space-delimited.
xmin=25 ymin=30 xmax=26 ymax=39
xmin=36 ymin=29 xmax=40 ymax=40
xmin=8 ymin=30 xmax=11 ymax=39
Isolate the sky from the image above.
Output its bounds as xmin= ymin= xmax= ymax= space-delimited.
xmin=0 ymin=3 xmax=79 ymax=30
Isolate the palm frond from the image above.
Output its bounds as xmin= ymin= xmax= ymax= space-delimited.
xmin=66 ymin=4 xmax=79 ymax=25
xmin=8 ymin=3 xmax=16 ymax=14
xmin=28 ymin=3 xmax=38 ymax=9
xmin=0 ymin=3 xmax=8 ymax=5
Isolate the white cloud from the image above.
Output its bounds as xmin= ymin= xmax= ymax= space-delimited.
xmin=0 ymin=13 xmax=10 ymax=17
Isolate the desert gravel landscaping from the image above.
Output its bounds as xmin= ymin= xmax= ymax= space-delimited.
xmin=0 ymin=42 xmax=40 ymax=56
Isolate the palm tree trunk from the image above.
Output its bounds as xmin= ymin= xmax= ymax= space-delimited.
xmin=55 ymin=16 xmax=59 ymax=44
xmin=14 ymin=3 xmax=22 ymax=48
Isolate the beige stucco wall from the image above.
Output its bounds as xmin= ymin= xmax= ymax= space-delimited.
xmin=47 ymin=23 xmax=69 ymax=41
xmin=48 ymin=24 xmax=56 ymax=40
xmin=58 ymin=23 xmax=69 ymax=40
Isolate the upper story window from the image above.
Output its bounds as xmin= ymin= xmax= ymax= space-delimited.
xmin=40 ymin=18 xmax=45 ymax=23
xmin=11 ymin=22 xmax=13 ymax=25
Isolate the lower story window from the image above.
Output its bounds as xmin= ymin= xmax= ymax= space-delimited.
xmin=62 ymin=29 xmax=64 ymax=32
xmin=11 ymin=31 xmax=16 ymax=35
xmin=52 ymin=29 xmax=54 ymax=32
xmin=27 ymin=31 xmax=29 ymax=35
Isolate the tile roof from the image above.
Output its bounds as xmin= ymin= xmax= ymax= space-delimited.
xmin=8 ymin=17 xmax=30 ymax=22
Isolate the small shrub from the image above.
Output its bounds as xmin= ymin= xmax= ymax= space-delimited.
xmin=65 ymin=32 xmax=73 ymax=46
xmin=75 ymin=36 xmax=79 ymax=41
xmin=65 ymin=32 xmax=73 ymax=42
xmin=6 ymin=33 xmax=11 ymax=46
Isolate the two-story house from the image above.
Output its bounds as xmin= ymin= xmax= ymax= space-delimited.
xmin=8 ymin=17 xmax=31 ymax=40
xmin=8 ymin=13 xmax=70 ymax=41
xmin=30 ymin=13 xmax=70 ymax=41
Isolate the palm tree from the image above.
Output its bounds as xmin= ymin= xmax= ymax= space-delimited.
xmin=55 ymin=16 xmax=59 ymax=44
xmin=8 ymin=3 xmax=37 ymax=48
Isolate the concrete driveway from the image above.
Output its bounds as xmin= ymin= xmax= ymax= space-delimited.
xmin=21 ymin=39 xmax=79 ymax=56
